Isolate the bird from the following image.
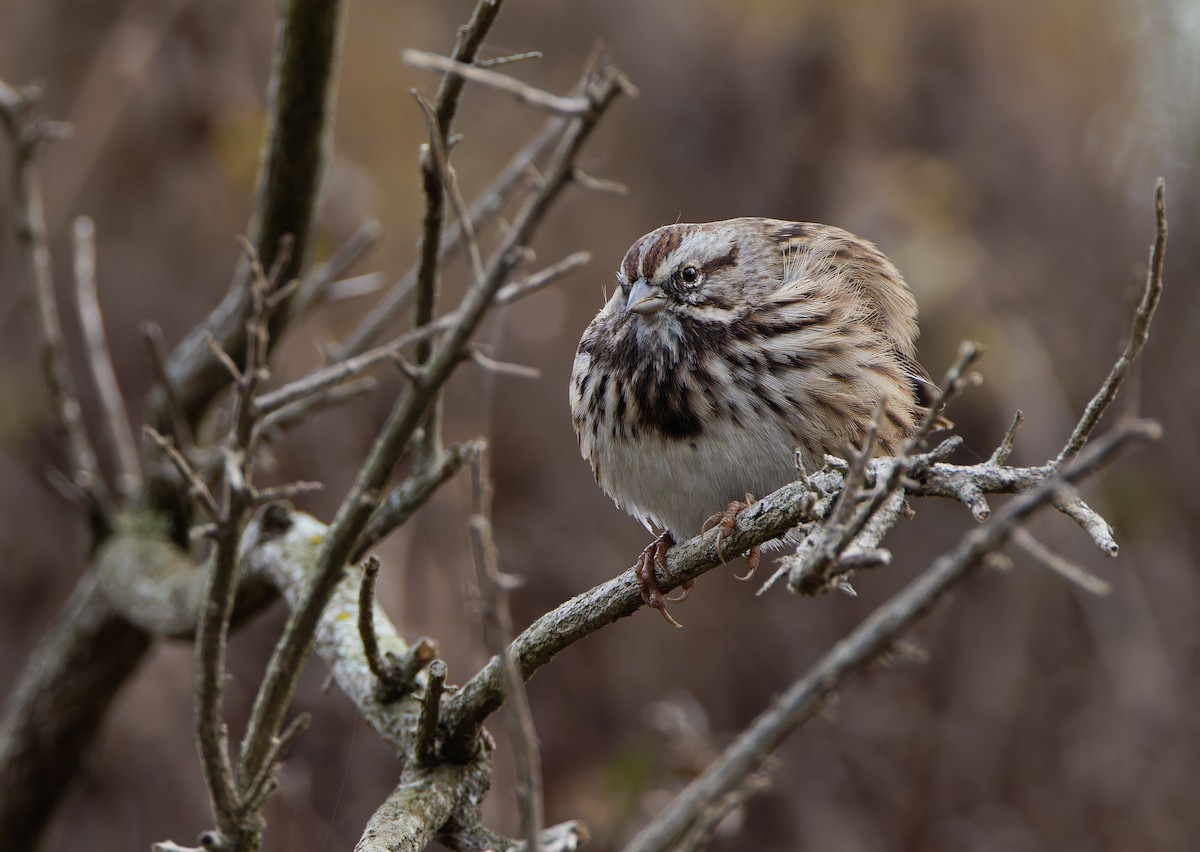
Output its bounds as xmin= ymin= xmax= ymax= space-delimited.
xmin=569 ymin=218 xmax=934 ymax=626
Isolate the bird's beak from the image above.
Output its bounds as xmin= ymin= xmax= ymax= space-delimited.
xmin=625 ymin=278 xmax=667 ymax=316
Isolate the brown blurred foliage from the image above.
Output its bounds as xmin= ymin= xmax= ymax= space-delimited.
xmin=2 ymin=1 xmax=1198 ymax=850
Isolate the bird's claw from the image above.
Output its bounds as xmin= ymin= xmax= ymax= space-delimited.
xmin=636 ymin=532 xmax=684 ymax=627
xmin=702 ymin=494 xmax=759 ymax=579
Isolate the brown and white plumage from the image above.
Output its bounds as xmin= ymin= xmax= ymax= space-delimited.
xmin=571 ymin=218 xmax=929 ymax=542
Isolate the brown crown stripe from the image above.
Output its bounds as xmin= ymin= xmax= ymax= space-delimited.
xmin=639 ymin=228 xmax=680 ymax=280
xmin=621 ymin=244 xmax=639 ymax=285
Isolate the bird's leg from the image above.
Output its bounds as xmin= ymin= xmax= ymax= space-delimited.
xmin=702 ymin=493 xmax=761 ymax=581
xmin=635 ymin=531 xmax=690 ymax=628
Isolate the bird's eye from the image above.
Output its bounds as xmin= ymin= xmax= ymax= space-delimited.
xmin=679 ymin=265 xmax=700 ymax=286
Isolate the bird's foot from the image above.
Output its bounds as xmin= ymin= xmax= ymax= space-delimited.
xmin=702 ymin=493 xmax=761 ymax=581
xmin=635 ymin=531 xmax=691 ymax=628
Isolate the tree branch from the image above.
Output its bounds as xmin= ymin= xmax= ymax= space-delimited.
xmin=234 ymin=52 xmax=631 ymax=790
xmin=157 ymin=0 xmax=346 ymax=431
xmin=621 ymin=418 xmax=1160 ymax=852
xmin=0 ymin=80 xmax=112 ymax=526
xmin=72 ymin=215 xmax=141 ymax=499
xmin=1057 ymin=178 xmax=1165 ymax=463
xmin=468 ymin=448 xmax=544 ymax=850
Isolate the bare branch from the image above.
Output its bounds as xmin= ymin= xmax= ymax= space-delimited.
xmin=571 ymin=168 xmax=628 ymax=195
xmin=409 ymin=0 xmax=509 ymax=467
xmin=358 ymin=557 xmax=408 ymax=700
xmin=235 ymin=55 xmax=630 ymax=790
xmin=353 ymin=440 xmax=480 ymax=562
xmin=989 ymin=410 xmax=1024 ymax=465
xmin=333 ymin=115 xmax=567 ymax=361
xmin=785 ymin=342 xmax=983 ymax=594
xmin=355 ymin=761 xmax=486 ymax=852
xmin=468 ymin=448 xmax=544 ymax=850
xmin=477 ymin=50 xmax=544 ymax=68
xmin=1011 ymin=527 xmax=1112 ymax=595
xmin=156 ymin=0 xmax=346 ymax=432
xmin=250 ymin=481 xmax=324 ymax=504
xmin=1053 ymin=490 xmax=1119 ymax=556
xmin=1057 ymin=179 xmax=1165 ymax=463
xmin=261 ymin=251 xmax=590 ymax=417
xmin=403 ymin=49 xmax=592 ymax=116
xmin=416 ymin=660 xmax=448 ymax=769
xmin=140 ymin=321 xmax=195 ymax=451
xmin=494 ymin=251 xmax=591 ymax=303
xmin=411 ymin=90 xmax=486 ymax=287
xmin=621 ymin=418 xmax=1160 ymax=852
xmin=72 ymin=216 xmax=141 ymax=498
xmin=0 ymin=81 xmax=112 ymax=521
xmin=144 ymin=427 xmax=221 ymax=520
xmin=442 ymin=819 xmax=590 ymax=852
xmin=293 ymin=218 xmax=382 ymax=313
xmin=469 ymin=349 xmax=541 ymax=380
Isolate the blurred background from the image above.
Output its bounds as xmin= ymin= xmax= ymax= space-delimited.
xmin=2 ymin=0 xmax=1198 ymax=849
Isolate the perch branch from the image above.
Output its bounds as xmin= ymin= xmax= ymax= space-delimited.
xmin=621 ymin=418 xmax=1160 ymax=852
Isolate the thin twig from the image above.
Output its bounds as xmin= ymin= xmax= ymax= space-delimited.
xmin=409 ymin=0 xmax=507 ymax=468
xmin=1057 ymin=179 xmax=1165 ymax=463
xmin=572 ymin=168 xmax=628 ymax=195
xmin=241 ymin=712 xmax=311 ymax=813
xmin=140 ymin=321 xmax=195 ymax=451
xmin=333 ymin=115 xmax=567 ymax=361
xmin=476 ymin=50 xmax=543 ymax=68
xmin=1 ymin=81 xmax=112 ymax=521
xmin=144 ymin=427 xmax=221 ymax=519
xmin=412 ymin=90 xmax=486 ymax=287
xmin=235 ymin=52 xmax=629 ymax=795
xmin=292 ymin=219 xmax=382 ymax=314
xmin=257 ymin=376 xmax=377 ymax=439
xmin=416 ymin=660 xmax=448 ymax=769
xmin=494 ymin=251 xmax=591 ymax=303
xmin=250 ymin=481 xmax=324 ymax=504
xmin=989 ymin=410 xmax=1024 ymax=465
xmin=403 ymin=50 xmax=591 ymax=116
xmin=353 ymin=441 xmax=480 ymax=562
xmin=73 ymin=216 xmax=141 ymax=498
xmin=469 ymin=348 xmax=540 ymax=380
xmin=1011 ymin=527 xmax=1112 ymax=595
xmin=262 ymin=251 xmax=589 ymax=416
xmin=468 ymin=448 xmax=544 ymax=850
xmin=358 ymin=557 xmax=404 ymax=697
